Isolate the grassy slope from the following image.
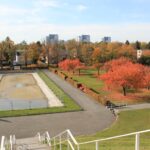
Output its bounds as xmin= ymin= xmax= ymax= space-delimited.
xmin=0 ymin=71 xmax=81 ymax=118
xmin=77 ymin=109 xmax=150 ymax=150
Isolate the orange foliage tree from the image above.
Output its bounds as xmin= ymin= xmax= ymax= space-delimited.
xmin=58 ymin=59 xmax=81 ymax=73
xmin=143 ymin=67 xmax=150 ymax=89
xmin=100 ymin=58 xmax=145 ymax=96
xmin=92 ymin=47 xmax=101 ymax=62
xmin=118 ymin=45 xmax=136 ymax=59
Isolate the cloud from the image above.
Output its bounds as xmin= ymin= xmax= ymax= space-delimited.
xmin=77 ymin=4 xmax=88 ymax=11
xmin=0 ymin=5 xmax=29 ymax=16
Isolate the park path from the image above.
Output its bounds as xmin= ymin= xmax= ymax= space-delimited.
xmin=0 ymin=70 xmax=115 ymax=138
xmin=119 ymin=103 xmax=150 ymax=111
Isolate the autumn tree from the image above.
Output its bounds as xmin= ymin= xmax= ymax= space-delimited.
xmin=135 ymin=41 xmax=141 ymax=49
xmin=58 ymin=59 xmax=81 ymax=73
xmin=80 ymin=43 xmax=94 ymax=65
xmin=92 ymin=47 xmax=101 ymax=63
xmin=125 ymin=40 xmax=130 ymax=45
xmin=2 ymin=37 xmax=15 ymax=66
xmin=65 ymin=39 xmax=79 ymax=58
xmin=100 ymin=58 xmax=145 ymax=96
xmin=28 ymin=43 xmax=40 ymax=64
xmin=93 ymin=63 xmax=103 ymax=75
xmin=76 ymin=64 xmax=86 ymax=75
xmin=138 ymin=50 xmax=150 ymax=66
xmin=143 ymin=67 xmax=150 ymax=90
xmin=118 ymin=44 xmax=136 ymax=60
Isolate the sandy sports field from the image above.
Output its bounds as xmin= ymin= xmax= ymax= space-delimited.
xmin=0 ymin=73 xmax=63 ymax=107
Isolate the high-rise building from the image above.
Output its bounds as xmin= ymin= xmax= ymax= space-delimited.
xmin=46 ymin=34 xmax=59 ymax=44
xmin=78 ymin=35 xmax=90 ymax=43
xmin=102 ymin=37 xmax=111 ymax=43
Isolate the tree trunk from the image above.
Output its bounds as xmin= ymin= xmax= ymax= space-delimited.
xmin=25 ymin=51 xmax=27 ymax=68
xmin=78 ymin=69 xmax=81 ymax=76
xmin=98 ymin=69 xmax=100 ymax=75
xmin=0 ymin=51 xmax=2 ymax=69
xmin=123 ymin=86 xmax=127 ymax=96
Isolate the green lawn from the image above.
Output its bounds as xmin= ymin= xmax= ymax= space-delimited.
xmin=76 ymin=109 xmax=150 ymax=150
xmin=0 ymin=71 xmax=81 ymax=118
xmin=65 ymin=69 xmax=107 ymax=95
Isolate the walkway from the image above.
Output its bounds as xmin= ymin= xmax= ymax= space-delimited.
xmin=0 ymin=70 xmax=115 ymax=138
xmin=119 ymin=103 xmax=150 ymax=111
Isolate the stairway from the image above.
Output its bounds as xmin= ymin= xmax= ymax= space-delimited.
xmin=15 ymin=136 xmax=50 ymax=150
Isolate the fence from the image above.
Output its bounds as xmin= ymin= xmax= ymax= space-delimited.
xmin=49 ymin=130 xmax=79 ymax=150
xmin=78 ymin=129 xmax=150 ymax=150
xmin=40 ymin=129 xmax=150 ymax=150
xmin=0 ymin=99 xmax=49 ymax=111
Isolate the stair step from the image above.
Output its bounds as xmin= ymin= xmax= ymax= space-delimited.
xmin=15 ymin=136 xmax=50 ymax=150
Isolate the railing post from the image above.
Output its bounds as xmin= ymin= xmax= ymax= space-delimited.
xmin=60 ymin=135 xmax=62 ymax=150
xmin=135 ymin=133 xmax=140 ymax=150
xmin=54 ymin=137 xmax=56 ymax=150
xmin=96 ymin=141 xmax=99 ymax=150
xmin=10 ymin=135 xmax=12 ymax=150
xmin=77 ymin=144 xmax=80 ymax=150
xmin=67 ymin=133 xmax=70 ymax=150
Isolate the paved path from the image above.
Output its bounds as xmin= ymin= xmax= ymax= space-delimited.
xmin=0 ymin=70 xmax=115 ymax=138
xmin=118 ymin=103 xmax=150 ymax=111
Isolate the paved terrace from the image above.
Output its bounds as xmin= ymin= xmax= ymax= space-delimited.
xmin=0 ymin=70 xmax=115 ymax=138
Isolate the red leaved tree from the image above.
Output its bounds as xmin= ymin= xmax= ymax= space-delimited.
xmin=143 ymin=67 xmax=150 ymax=90
xmin=100 ymin=58 xmax=145 ymax=96
xmin=58 ymin=59 xmax=81 ymax=73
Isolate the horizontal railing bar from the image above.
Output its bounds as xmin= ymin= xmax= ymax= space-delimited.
xmin=79 ymin=129 xmax=150 ymax=145
xmin=50 ymin=130 xmax=68 ymax=140
xmin=51 ymin=140 xmax=67 ymax=147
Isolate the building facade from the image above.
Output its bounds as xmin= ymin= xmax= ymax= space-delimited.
xmin=137 ymin=49 xmax=142 ymax=59
xmin=46 ymin=34 xmax=59 ymax=44
xmin=78 ymin=35 xmax=90 ymax=43
xmin=102 ymin=36 xmax=111 ymax=43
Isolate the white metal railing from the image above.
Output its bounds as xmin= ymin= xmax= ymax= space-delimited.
xmin=78 ymin=129 xmax=150 ymax=150
xmin=0 ymin=135 xmax=16 ymax=150
xmin=49 ymin=129 xmax=79 ymax=150
xmin=0 ymin=136 xmax=5 ymax=150
xmin=36 ymin=132 xmax=41 ymax=142
xmin=9 ymin=135 xmax=16 ymax=150
xmin=36 ymin=131 xmax=51 ymax=146
xmin=1 ymin=129 xmax=150 ymax=150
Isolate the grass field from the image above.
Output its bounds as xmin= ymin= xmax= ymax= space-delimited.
xmin=76 ymin=109 xmax=150 ymax=150
xmin=53 ymin=109 xmax=150 ymax=150
xmin=64 ymin=69 xmax=106 ymax=95
xmin=0 ymin=71 xmax=81 ymax=118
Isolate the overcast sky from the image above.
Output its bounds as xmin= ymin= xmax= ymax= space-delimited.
xmin=0 ymin=0 xmax=150 ymax=43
